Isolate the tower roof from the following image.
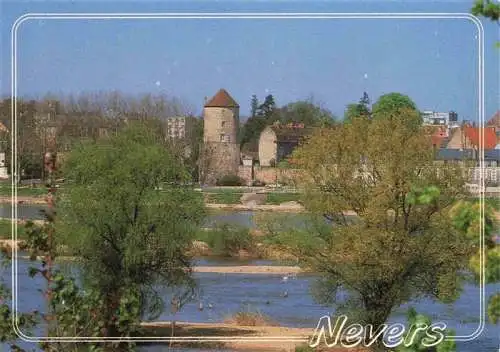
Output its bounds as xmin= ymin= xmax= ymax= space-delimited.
xmin=204 ymin=89 xmax=239 ymax=108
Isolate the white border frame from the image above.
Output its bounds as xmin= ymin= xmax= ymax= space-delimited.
xmin=10 ymin=12 xmax=485 ymax=344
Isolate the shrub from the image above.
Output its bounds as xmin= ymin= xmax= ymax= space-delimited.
xmin=195 ymin=224 xmax=254 ymax=257
xmin=252 ymin=179 xmax=266 ymax=186
xmin=266 ymin=192 xmax=301 ymax=205
xmin=205 ymin=191 xmax=243 ymax=204
xmin=224 ymin=308 xmax=276 ymax=326
xmin=216 ymin=174 xmax=245 ymax=186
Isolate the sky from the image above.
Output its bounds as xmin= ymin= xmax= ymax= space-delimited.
xmin=0 ymin=0 xmax=498 ymax=122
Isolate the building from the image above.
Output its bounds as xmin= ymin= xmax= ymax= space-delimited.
xmin=166 ymin=116 xmax=197 ymax=140
xmin=422 ymin=110 xmax=459 ymax=128
xmin=201 ymin=88 xmax=240 ymax=185
xmin=446 ymin=125 xmax=497 ymax=150
xmin=258 ymin=122 xmax=310 ymax=167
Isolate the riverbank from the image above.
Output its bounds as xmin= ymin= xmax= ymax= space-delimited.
xmin=139 ymin=321 xmax=364 ymax=352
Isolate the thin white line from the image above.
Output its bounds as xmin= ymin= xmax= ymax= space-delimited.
xmin=10 ymin=12 xmax=486 ymax=344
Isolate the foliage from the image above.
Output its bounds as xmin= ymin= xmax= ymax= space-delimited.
xmin=265 ymin=192 xmax=301 ymax=205
xmin=0 ymin=220 xmax=26 ymax=240
xmin=344 ymin=92 xmax=371 ymax=124
xmin=371 ymin=93 xmax=422 ymax=130
xmin=55 ymin=123 xmax=206 ymax=340
xmin=195 ymin=224 xmax=255 ymax=257
xmin=278 ymin=100 xmax=337 ymax=127
xmin=205 ymin=190 xmax=243 ymax=204
xmin=0 ymin=248 xmax=39 ymax=348
xmin=448 ymin=198 xmax=499 ymax=324
xmin=395 ymin=308 xmax=456 ymax=352
xmin=487 ymin=293 xmax=500 ymax=324
xmin=269 ymin=95 xmax=470 ymax=347
xmin=240 ymin=94 xmax=278 ymax=150
xmin=471 ymin=0 xmax=500 ymax=21
xmin=224 ymin=308 xmax=276 ymax=326
xmin=215 ymin=174 xmax=245 ymax=186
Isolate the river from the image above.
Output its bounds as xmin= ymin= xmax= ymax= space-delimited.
xmin=0 ymin=204 xmax=498 ymax=351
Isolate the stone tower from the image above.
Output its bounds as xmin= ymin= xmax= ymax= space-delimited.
xmin=202 ymin=88 xmax=240 ymax=185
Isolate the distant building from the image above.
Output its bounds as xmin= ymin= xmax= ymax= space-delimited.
xmin=446 ymin=125 xmax=497 ymax=150
xmin=422 ymin=111 xmax=459 ymax=128
xmin=166 ymin=116 xmax=197 ymax=140
xmin=258 ymin=122 xmax=310 ymax=167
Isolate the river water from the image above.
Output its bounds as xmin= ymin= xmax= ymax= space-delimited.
xmin=0 ymin=204 xmax=498 ymax=351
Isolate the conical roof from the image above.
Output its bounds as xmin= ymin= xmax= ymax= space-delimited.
xmin=204 ymin=89 xmax=239 ymax=108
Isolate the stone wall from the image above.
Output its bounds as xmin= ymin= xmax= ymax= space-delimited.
xmin=238 ymin=166 xmax=301 ymax=186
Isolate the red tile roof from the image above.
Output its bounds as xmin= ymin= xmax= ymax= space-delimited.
xmin=464 ymin=126 xmax=497 ymax=149
xmin=204 ymin=89 xmax=239 ymax=108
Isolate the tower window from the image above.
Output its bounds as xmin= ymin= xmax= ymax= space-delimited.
xmin=221 ymin=121 xmax=226 ymax=127
xmin=220 ymin=134 xmax=230 ymax=143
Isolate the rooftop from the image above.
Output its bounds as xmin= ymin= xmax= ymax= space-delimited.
xmin=204 ymin=89 xmax=239 ymax=108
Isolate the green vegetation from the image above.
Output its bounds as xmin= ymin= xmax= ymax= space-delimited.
xmin=265 ymin=192 xmax=300 ymax=205
xmin=205 ymin=190 xmax=243 ymax=204
xmin=215 ymin=174 xmax=246 ymax=186
xmin=195 ymin=224 xmax=255 ymax=257
xmin=0 ymin=123 xmax=208 ymax=351
xmin=0 ymin=183 xmax=47 ymax=197
xmin=0 ymin=219 xmax=26 ymax=239
xmin=395 ymin=308 xmax=456 ymax=352
xmin=267 ymin=94 xmax=472 ymax=350
xmin=224 ymin=306 xmax=276 ymax=326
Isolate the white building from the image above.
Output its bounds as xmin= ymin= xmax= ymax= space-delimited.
xmin=422 ymin=111 xmax=459 ymax=128
xmin=166 ymin=116 xmax=196 ymax=140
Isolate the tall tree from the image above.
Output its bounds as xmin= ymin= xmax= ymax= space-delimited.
xmin=56 ymin=122 xmax=205 ymax=343
xmin=250 ymin=94 xmax=259 ymax=118
xmin=344 ymin=92 xmax=372 ymax=124
xmin=269 ymin=98 xmax=471 ymax=350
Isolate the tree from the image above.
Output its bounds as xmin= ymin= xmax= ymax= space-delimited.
xmin=278 ymin=100 xmax=337 ymax=127
xmin=344 ymin=92 xmax=372 ymax=124
xmin=372 ymin=93 xmax=422 ymax=131
xmin=449 ymin=199 xmax=500 ymax=325
xmin=240 ymin=94 xmax=277 ymax=150
xmin=56 ymin=122 xmax=205 ymax=344
xmin=250 ymin=94 xmax=259 ymax=118
xmin=472 ymin=0 xmax=500 ymax=21
xmin=268 ymin=99 xmax=471 ymax=350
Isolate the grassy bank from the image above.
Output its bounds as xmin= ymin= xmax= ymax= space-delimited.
xmin=0 ymin=183 xmax=47 ymax=197
xmin=205 ymin=190 xmax=244 ymax=204
xmin=0 ymin=219 xmax=26 ymax=239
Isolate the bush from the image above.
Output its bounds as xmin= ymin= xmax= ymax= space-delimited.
xmin=195 ymin=224 xmax=254 ymax=257
xmin=252 ymin=179 xmax=266 ymax=186
xmin=205 ymin=191 xmax=243 ymax=204
xmin=266 ymin=192 xmax=300 ymax=205
xmin=224 ymin=308 xmax=276 ymax=326
xmin=216 ymin=174 xmax=245 ymax=186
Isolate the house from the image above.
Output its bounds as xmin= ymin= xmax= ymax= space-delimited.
xmin=258 ymin=122 xmax=310 ymax=167
xmin=166 ymin=116 xmax=197 ymax=140
xmin=446 ymin=125 xmax=497 ymax=150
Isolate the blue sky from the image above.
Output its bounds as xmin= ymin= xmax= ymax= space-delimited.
xmin=0 ymin=0 xmax=498 ymax=122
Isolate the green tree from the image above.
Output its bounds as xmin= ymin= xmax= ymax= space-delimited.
xmin=268 ymin=99 xmax=470 ymax=351
xmin=56 ymin=122 xmax=205 ymax=343
xmin=240 ymin=94 xmax=277 ymax=151
xmin=344 ymin=92 xmax=372 ymax=124
xmin=372 ymin=93 xmax=422 ymax=131
xmin=472 ymin=0 xmax=500 ymax=21
xmin=250 ymin=94 xmax=259 ymax=118
xmin=448 ymin=199 xmax=500 ymax=325
xmin=278 ymin=100 xmax=337 ymax=127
